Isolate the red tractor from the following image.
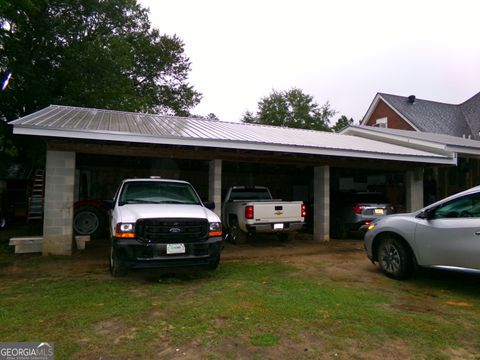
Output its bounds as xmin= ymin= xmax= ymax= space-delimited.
xmin=73 ymin=199 xmax=108 ymax=239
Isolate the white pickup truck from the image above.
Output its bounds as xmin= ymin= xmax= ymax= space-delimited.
xmin=222 ymin=186 xmax=306 ymax=243
xmin=106 ymin=178 xmax=223 ymax=277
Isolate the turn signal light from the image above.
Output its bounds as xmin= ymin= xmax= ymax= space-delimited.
xmin=115 ymin=232 xmax=135 ymax=239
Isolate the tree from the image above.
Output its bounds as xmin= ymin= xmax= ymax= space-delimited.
xmin=193 ymin=112 xmax=220 ymax=121
xmin=0 ymin=0 xmax=202 ymax=122
xmin=331 ymin=115 xmax=354 ymax=132
xmin=242 ymin=88 xmax=336 ymax=132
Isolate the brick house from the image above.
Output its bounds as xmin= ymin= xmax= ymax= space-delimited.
xmin=361 ymin=92 xmax=480 ymax=139
xmin=344 ymin=92 xmax=480 ymax=200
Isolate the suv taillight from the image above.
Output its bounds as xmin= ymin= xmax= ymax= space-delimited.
xmin=245 ymin=205 xmax=254 ymax=219
xmin=352 ymin=204 xmax=368 ymax=214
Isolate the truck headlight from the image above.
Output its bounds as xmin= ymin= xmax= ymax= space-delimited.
xmin=209 ymin=222 xmax=222 ymax=237
xmin=115 ymin=223 xmax=136 ymax=238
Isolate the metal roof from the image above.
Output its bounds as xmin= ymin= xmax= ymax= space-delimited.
xmin=11 ymin=105 xmax=456 ymax=165
xmin=341 ymin=125 xmax=480 ymax=158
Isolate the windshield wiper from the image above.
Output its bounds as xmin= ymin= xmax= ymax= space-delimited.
xmin=123 ymin=199 xmax=162 ymax=204
xmin=157 ymin=200 xmax=199 ymax=204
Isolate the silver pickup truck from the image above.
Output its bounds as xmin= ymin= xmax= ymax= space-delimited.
xmin=222 ymin=186 xmax=305 ymax=243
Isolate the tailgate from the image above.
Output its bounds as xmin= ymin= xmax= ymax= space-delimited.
xmin=252 ymin=202 xmax=304 ymax=222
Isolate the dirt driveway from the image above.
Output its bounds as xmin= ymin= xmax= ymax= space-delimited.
xmin=3 ymin=233 xmax=376 ymax=281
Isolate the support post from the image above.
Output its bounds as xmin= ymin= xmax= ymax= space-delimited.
xmin=43 ymin=150 xmax=76 ymax=255
xmin=313 ymin=165 xmax=330 ymax=241
xmin=208 ymin=159 xmax=222 ymax=217
xmin=405 ymin=168 xmax=424 ymax=212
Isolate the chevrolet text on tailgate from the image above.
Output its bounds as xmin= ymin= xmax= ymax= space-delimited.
xmin=107 ymin=178 xmax=223 ymax=277
xmin=222 ymin=186 xmax=306 ymax=243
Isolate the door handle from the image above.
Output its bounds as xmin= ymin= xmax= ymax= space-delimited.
xmin=475 ymin=231 xmax=480 ymax=236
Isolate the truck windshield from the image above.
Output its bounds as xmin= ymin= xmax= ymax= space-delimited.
xmin=119 ymin=182 xmax=201 ymax=205
xmin=229 ymin=188 xmax=272 ymax=201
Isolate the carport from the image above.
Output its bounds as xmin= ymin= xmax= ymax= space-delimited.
xmin=11 ymin=105 xmax=457 ymax=255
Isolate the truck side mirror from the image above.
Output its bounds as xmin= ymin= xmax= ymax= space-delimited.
xmin=203 ymin=201 xmax=215 ymax=210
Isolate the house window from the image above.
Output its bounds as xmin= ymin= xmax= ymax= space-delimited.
xmin=373 ymin=117 xmax=388 ymax=128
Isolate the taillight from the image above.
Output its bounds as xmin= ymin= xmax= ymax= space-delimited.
xmin=301 ymin=203 xmax=307 ymax=217
xmin=352 ymin=204 xmax=367 ymax=214
xmin=245 ymin=205 xmax=254 ymax=219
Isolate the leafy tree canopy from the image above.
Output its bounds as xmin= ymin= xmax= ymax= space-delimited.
xmin=242 ymin=88 xmax=336 ymax=132
xmin=0 ymin=0 xmax=202 ymax=121
xmin=331 ymin=115 xmax=354 ymax=132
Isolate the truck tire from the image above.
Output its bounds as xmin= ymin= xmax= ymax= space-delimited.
xmin=0 ymin=213 xmax=5 ymax=230
xmin=109 ymin=246 xmax=127 ymax=277
xmin=73 ymin=206 xmax=105 ymax=239
xmin=229 ymin=219 xmax=247 ymax=244
xmin=278 ymin=232 xmax=296 ymax=242
xmin=206 ymin=254 xmax=220 ymax=270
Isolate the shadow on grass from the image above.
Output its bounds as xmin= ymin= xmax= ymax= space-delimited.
xmin=408 ymin=267 xmax=480 ymax=297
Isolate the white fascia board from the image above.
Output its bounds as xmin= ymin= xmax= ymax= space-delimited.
xmin=446 ymin=145 xmax=480 ymax=159
xmin=360 ymin=94 xmax=381 ymax=125
xmin=343 ymin=127 xmax=450 ymax=154
xmin=13 ymin=126 xmax=456 ymax=165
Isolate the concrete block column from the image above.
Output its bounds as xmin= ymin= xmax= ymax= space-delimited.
xmin=405 ymin=168 xmax=424 ymax=212
xmin=208 ymin=159 xmax=222 ymax=217
xmin=43 ymin=150 xmax=76 ymax=255
xmin=313 ymin=165 xmax=330 ymax=241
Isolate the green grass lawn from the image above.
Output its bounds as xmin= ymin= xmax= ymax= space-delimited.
xmin=0 ymin=245 xmax=479 ymax=359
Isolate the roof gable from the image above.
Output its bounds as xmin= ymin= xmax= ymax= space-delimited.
xmin=460 ymin=92 xmax=480 ymax=138
xmin=377 ymin=93 xmax=472 ymax=138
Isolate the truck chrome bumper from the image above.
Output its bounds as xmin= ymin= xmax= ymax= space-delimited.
xmin=113 ymin=237 xmax=223 ymax=269
xmin=246 ymin=222 xmax=304 ymax=233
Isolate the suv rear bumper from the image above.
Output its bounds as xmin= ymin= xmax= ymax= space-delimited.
xmin=113 ymin=236 xmax=223 ymax=269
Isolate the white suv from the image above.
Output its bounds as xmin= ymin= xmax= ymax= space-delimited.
xmin=106 ymin=178 xmax=223 ymax=277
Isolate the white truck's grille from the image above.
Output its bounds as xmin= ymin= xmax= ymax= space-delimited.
xmin=136 ymin=218 xmax=209 ymax=243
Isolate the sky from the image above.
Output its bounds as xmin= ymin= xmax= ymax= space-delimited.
xmin=138 ymin=0 xmax=480 ymax=124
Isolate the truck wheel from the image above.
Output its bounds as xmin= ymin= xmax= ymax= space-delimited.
xmin=331 ymin=218 xmax=347 ymax=239
xmin=74 ymin=206 xmax=105 ymax=239
xmin=206 ymin=254 xmax=220 ymax=270
xmin=229 ymin=220 xmax=247 ymax=244
xmin=109 ymin=246 xmax=127 ymax=277
xmin=278 ymin=232 xmax=296 ymax=242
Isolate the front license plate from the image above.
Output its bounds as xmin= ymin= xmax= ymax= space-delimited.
xmin=273 ymin=223 xmax=284 ymax=230
xmin=374 ymin=209 xmax=384 ymax=215
xmin=166 ymin=243 xmax=185 ymax=254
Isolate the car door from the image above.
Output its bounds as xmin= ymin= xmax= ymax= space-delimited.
xmin=414 ymin=192 xmax=480 ymax=270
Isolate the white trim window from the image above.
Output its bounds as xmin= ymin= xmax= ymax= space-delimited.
xmin=374 ymin=117 xmax=388 ymax=128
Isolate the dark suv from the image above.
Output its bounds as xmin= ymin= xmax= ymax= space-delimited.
xmin=331 ymin=191 xmax=395 ymax=238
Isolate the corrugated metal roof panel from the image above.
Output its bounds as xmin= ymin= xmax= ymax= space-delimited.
xmin=11 ymin=105 xmax=455 ymax=164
